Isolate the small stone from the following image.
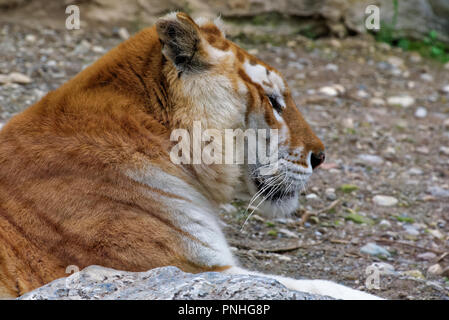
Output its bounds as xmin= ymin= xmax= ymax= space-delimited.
xmin=427 ymin=186 xmax=449 ymax=198
xmin=396 ymin=119 xmax=408 ymax=129
xmin=373 ymin=195 xmax=398 ymax=207
xmin=325 ymin=188 xmax=337 ymax=201
xmin=357 ymin=90 xmax=369 ymax=99
xmin=248 ymin=49 xmax=259 ymax=55
xmin=357 ymin=154 xmax=384 ymax=165
xmin=440 ymin=85 xmax=449 ymax=94
xmin=402 ymin=270 xmax=425 ymax=279
xmin=390 ymin=68 xmax=402 ymax=77
xmin=275 ymin=254 xmax=292 ymax=262
xmin=305 ymin=193 xmax=319 ymax=201
xmin=440 ymin=146 xmax=449 ymax=155
xmin=379 ymin=219 xmax=392 ymax=229
xmin=319 ymin=86 xmax=338 ymax=97
xmin=319 ymin=84 xmax=345 ymax=97
xmin=417 ymin=252 xmax=437 ymax=261
xmin=414 ymin=107 xmax=427 ymax=118
xmin=342 ymin=118 xmax=354 ymax=129
xmin=278 ymin=228 xmax=299 ymax=239
xmin=428 ymin=229 xmax=444 ymax=240
xmin=416 ymin=146 xmax=429 ymax=154
xmin=8 ymin=72 xmax=32 ymax=84
xmin=333 ymin=84 xmax=345 ymax=94
xmin=409 ymin=53 xmax=422 ymax=63
xmin=118 ymin=27 xmax=130 ymax=40
xmin=360 ymin=242 xmax=391 ymax=257
xmin=378 ymin=43 xmax=391 ymax=51
xmin=420 ymin=73 xmax=433 ymax=82
xmin=369 ymin=98 xmax=385 ymax=106
xmin=403 ymin=225 xmax=420 ymax=236
xmin=445 ymin=62 xmax=449 ymax=70
xmin=73 ymin=39 xmax=91 ymax=55
xmin=219 ymin=203 xmax=237 ymax=214
xmin=329 ymin=39 xmax=341 ymax=48
xmin=387 ymin=96 xmax=415 ymax=108
xmin=325 ymin=64 xmax=338 ymax=72
xmin=25 ymin=34 xmax=36 ymax=43
xmin=427 ymin=264 xmax=443 ymax=275
xmin=387 ymin=56 xmax=404 ymax=68
xmin=92 ymin=46 xmax=104 ymax=53
xmin=408 ymin=168 xmax=423 ymax=175
xmin=428 ymin=93 xmax=439 ymax=102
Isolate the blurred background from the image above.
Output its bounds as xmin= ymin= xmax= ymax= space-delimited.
xmin=0 ymin=0 xmax=448 ymax=300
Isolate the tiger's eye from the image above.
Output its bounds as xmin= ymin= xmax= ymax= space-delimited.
xmin=268 ymin=95 xmax=282 ymax=113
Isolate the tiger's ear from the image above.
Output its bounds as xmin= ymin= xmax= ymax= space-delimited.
xmin=156 ymin=12 xmax=209 ymax=73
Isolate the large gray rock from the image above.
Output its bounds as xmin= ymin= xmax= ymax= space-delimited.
xmin=18 ymin=266 xmax=333 ymax=300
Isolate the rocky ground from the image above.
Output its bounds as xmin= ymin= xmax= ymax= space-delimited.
xmin=1 ymin=20 xmax=448 ymax=300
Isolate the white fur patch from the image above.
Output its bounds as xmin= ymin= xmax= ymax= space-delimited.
xmin=243 ymin=60 xmax=286 ymax=108
xmin=194 ymin=16 xmax=226 ymax=37
xmin=204 ymin=40 xmax=233 ymax=64
xmin=180 ymin=72 xmax=246 ymax=129
xmin=126 ymin=164 xmax=235 ymax=267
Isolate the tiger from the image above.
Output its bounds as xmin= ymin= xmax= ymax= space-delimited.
xmin=0 ymin=12 xmax=379 ymax=299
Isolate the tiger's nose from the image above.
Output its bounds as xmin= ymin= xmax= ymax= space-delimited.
xmin=311 ymin=151 xmax=325 ymax=170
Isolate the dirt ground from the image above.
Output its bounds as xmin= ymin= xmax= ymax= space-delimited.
xmin=0 ymin=17 xmax=448 ymax=300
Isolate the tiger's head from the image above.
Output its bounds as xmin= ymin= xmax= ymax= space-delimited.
xmin=156 ymin=13 xmax=325 ymax=217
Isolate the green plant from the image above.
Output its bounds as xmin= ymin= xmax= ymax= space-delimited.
xmin=371 ymin=0 xmax=449 ymax=63
xmin=339 ymin=184 xmax=358 ymax=193
xmin=345 ymin=212 xmax=374 ymax=225
xmin=392 ymin=0 xmax=399 ymax=27
xmin=395 ymin=215 xmax=414 ymax=223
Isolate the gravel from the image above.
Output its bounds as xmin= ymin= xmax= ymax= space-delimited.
xmin=1 ymin=17 xmax=448 ymax=300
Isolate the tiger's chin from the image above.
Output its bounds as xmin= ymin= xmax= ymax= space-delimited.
xmin=254 ymin=192 xmax=300 ymax=219
xmin=243 ymin=173 xmax=305 ymax=219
